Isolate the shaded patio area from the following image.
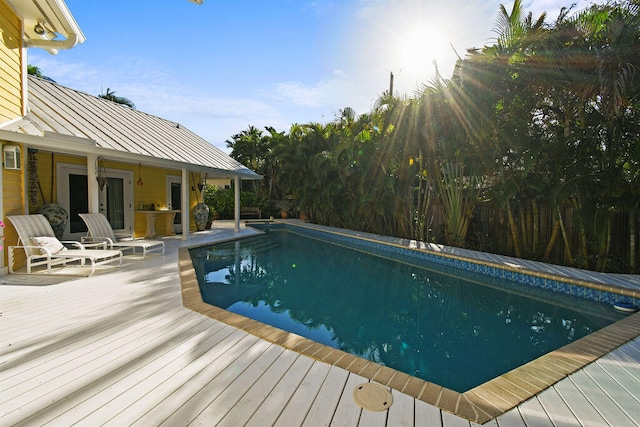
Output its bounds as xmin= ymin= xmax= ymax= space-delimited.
xmin=1 ymin=221 xmax=639 ymax=426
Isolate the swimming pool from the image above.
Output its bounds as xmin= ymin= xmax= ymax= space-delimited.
xmin=189 ymin=225 xmax=625 ymax=392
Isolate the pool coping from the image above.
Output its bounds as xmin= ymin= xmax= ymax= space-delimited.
xmin=178 ymin=222 xmax=640 ymax=424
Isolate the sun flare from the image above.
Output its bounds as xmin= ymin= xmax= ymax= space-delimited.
xmin=396 ymin=27 xmax=451 ymax=77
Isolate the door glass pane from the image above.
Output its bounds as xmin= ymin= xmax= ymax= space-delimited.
xmin=69 ymin=174 xmax=88 ymax=233
xmin=106 ymin=177 xmax=125 ymax=229
xmin=171 ymin=182 xmax=181 ymax=224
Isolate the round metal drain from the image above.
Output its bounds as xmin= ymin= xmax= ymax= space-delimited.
xmin=352 ymin=383 xmax=393 ymax=411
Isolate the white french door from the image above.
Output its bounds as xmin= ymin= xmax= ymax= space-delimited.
xmin=57 ymin=163 xmax=134 ymax=240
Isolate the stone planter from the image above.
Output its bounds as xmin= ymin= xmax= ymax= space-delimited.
xmin=39 ymin=203 xmax=68 ymax=239
xmin=193 ymin=202 xmax=210 ymax=231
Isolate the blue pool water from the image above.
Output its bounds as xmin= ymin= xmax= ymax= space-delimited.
xmin=190 ymin=228 xmax=623 ymax=392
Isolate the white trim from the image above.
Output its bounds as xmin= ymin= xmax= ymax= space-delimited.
xmin=86 ymin=154 xmax=98 ymax=213
xmin=181 ymin=168 xmax=189 ymax=240
xmin=21 ymin=42 xmax=28 ymax=117
xmin=0 ymin=158 xmax=4 ymax=273
xmin=234 ymin=176 xmax=240 ymax=233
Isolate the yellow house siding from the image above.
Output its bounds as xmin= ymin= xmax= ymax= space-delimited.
xmin=3 ymin=147 xmax=204 ymax=270
xmin=32 ymin=156 xmax=198 ymax=237
xmin=0 ymin=1 xmax=23 ymax=122
xmin=132 ymin=167 xmax=199 ymax=236
xmin=37 ymin=153 xmax=87 ymax=208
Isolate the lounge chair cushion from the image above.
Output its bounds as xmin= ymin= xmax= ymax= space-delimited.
xmin=31 ymin=236 xmax=68 ymax=255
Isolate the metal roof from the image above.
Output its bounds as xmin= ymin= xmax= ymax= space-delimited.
xmin=3 ymin=76 xmax=260 ymax=179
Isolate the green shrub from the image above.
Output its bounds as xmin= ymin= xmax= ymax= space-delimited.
xmin=203 ymin=185 xmax=261 ymax=219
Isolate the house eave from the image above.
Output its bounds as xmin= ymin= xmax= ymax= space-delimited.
xmin=5 ymin=0 xmax=85 ymax=54
xmin=0 ymin=129 xmax=263 ymax=180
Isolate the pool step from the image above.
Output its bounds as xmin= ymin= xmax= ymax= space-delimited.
xmin=241 ymin=238 xmax=280 ymax=254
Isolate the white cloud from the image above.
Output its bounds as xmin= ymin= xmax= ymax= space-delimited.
xmin=266 ymin=68 xmax=354 ymax=108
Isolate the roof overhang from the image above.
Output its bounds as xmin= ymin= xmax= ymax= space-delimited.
xmin=5 ymin=0 xmax=85 ymax=54
xmin=0 ymin=128 xmax=263 ymax=180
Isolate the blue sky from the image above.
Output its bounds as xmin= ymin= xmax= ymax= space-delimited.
xmin=29 ymin=0 xmax=592 ymax=152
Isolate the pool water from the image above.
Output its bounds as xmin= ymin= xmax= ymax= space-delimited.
xmin=190 ymin=229 xmax=622 ymax=392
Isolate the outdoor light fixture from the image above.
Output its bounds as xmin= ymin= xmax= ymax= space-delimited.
xmin=33 ymin=22 xmax=46 ymax=35
xmin=3 ymin=145 xmax=21 ymax=170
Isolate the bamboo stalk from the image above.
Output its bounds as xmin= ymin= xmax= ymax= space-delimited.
xmin=630 ymin=209 xmax=636 ymax=272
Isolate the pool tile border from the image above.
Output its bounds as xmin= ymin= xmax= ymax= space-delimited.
xmin=179 ymin=224 xmax=640 ymax=424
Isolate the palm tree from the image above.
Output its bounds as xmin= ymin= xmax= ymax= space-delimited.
xmin=27 ymin=64 xmax=56 ymax=82
xmin=98 ymin=88 xmax=135 ymax=109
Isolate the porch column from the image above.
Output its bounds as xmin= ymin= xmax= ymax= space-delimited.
xmin=86 ymin=154 xmax=99 ymax=213
xmin=0 ymin=161 xmax=5 ymax=275
xmin=181 ymin=168 xmax=189 ymax=240
xmin=234 ymin=176 xmax=240 ymax=233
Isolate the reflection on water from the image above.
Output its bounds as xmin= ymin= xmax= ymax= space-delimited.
xmin=190 ymin=231 xmax=620 ymax=392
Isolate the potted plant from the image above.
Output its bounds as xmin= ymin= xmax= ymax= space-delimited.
xmin=205 ymin=207 xmax=216 ymax=230
xmin=191 ymin=173 xmax=209 ymax=231
xmin=274 ymin=200 xmax=291 ymax=219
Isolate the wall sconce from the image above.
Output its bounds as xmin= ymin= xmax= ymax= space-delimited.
xmin=34 ymin=22 xmax=46 ymax=35
xmin=3 ymin=145 xmax=21 ymax=170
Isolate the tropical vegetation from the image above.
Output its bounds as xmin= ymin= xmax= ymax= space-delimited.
xmin=27 ymin=64 xmax=55 ymax=82
xmin=226 ymin=0 xmax=640 ymax=274
xmin=98 ymin=88 xmax=136 ymax=109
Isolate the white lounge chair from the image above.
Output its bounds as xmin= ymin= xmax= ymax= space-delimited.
xmin=7 ymin=214 xmax=123 ymax=275
xmin=79 ymin=213 xmax=165 ymax=260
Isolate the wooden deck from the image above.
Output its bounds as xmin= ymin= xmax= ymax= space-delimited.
xmin=1 ymin=221 xmax=639 ymax=426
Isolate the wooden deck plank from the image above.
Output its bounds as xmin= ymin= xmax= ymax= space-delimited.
xmin=216 ymin=349 xmax=302 ymax=426
xmin=106 ymin=327 xmax=250 ymax=426
xmin=553 ymin=375 xmax=609 ymax=427
xmin=536 ymin=386 xmax=581 ymax=426
xmin=0 ymin=303 xmax=187 ymax=388
xmin=605 ymin=341 xmax=640 ymax=383
xmin=129 ymin=334 xmax=264 ymax=426
xmin=357 ymin=402 xmax=389 ymax=427
xmin=414 ymin=398 xmax=442 ymax=426
xmin=273 ymin=361 xmax=332 ymax=427
xmin=2 ymin=227 xmax=640 ymax=427
xmin=329 ymin=373 xmax=366 ymax=427
xmin=150 ymin=338 xmax=273 ymax=426
xmin=518 ymin=398 xmax=555 ymax=427
xmin=301 ymin=365 xmax=349 ymax=427
xmin=50 ymin=321 xmax=232 ymax=426
xmin=473 ymin=418 xmax=498 ymax=427
xmin=441 ymin=410 xmax=470 ymax=427
xmin=15 ymin=316 xmax=219 ymax=426
xmin=569 ymin=369 xmax=636 ymax=426
xmin=495 ymin=408 xmax=526 ymax=427
xmin=1 ymin=309 xmax=205 ymax=424
xmin=582 ymin=360 xmax=640 ymax=422
xmin=387 ymin=388 xmax=415 ymax=427
xmin=596 ymin=354 xmax=640 ymax=395
xmin=619 ymin=339 xmax=640 ymax=363
xmin=245 ymin=353 xmax=315 ymax=426
xmin=188 ymin=343 xmax=286 ymax=426
xmin=1 ymin=296 xmax=89 ymax=340
xmin=0 ymin=283 xmax=140 ymax=342
xmin=0 ymin=299 xmax=173 ymax=361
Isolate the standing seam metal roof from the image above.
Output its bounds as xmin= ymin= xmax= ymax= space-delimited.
xmin=18 ymin=75 xmax=260 ymax=179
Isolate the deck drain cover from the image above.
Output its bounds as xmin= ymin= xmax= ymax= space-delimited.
xmin=352 ymin=383 xmax=393 ymax=411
